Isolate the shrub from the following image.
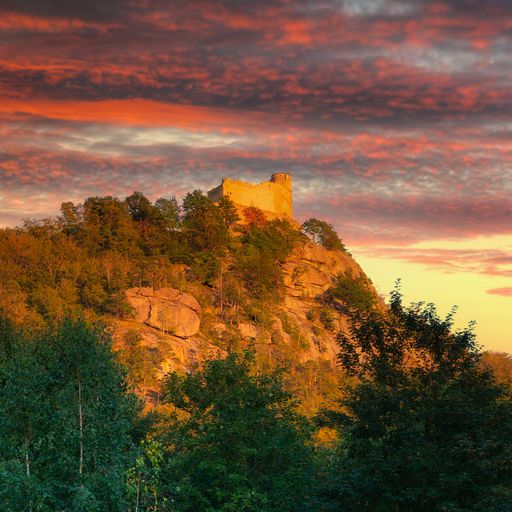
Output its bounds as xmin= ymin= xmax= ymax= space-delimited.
xmin=302 ymin=218 xmax=346 ymax=252
xmin=327 ymin=269 xmax=375 ymax=312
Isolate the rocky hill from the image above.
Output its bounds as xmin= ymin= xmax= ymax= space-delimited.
xmin=112 ymin=240 xmax=375 ymax=413
xmin=0 ymin=189 xmax=379 ymax=414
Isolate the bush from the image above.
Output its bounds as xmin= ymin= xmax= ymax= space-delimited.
xmin=319 ymin=308 xmax=335 ymax=330
xmin=302 ymin=218 xmax=346 ymax=252
xmin=327 ymin=269 xmax=375 ymax=312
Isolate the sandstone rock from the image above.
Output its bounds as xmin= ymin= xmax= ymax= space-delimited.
xmin=271 ymin=318 xmax=292 ymax=345
xmin=117 ymin=240 xmax=380 ymax=415
xmin=213 ymin=323 xmax=227 ymax=335
xmin=283 ymin=241 xmax=365 ymax=298
xmin=112 ymin=322 xmax=226 ymax=384
xmin=238 ymin=322 xmax=258 ymax=339
xmin=125 ymin=287 xmax=201 ymax=338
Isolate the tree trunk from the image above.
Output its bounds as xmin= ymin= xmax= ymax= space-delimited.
xmin=77 ymin=371 xmax=84 ymax=477
xmin=25 ymin=440 xmax=30 ymax=477
xmin=135 ymin=472 xmax=141 ymax=512
xmin=220 ymin=259 xmax=224 ymax=315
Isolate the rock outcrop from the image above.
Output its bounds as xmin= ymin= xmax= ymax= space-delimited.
xmin=125 ymin=287 xmax=201 ymax=338
xmin=117 ymin=241 xmax=379 ymax=414
xmin=283 ymin=242 xmax=364 ymax=298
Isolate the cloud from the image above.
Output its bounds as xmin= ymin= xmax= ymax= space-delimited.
xmin=0 ymin=0 xmax=511 ymax=255
xmin=487 ymin=287 xmax=512 ymax=297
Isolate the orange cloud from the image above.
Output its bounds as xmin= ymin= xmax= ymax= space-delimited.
xmin=487 ymin=288 xmax=512 ymax=297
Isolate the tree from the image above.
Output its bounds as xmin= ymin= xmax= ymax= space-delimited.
xmin=236 ymin=219 xmax=305 ymax=299
xmin=83 ymin=196 xmax=138 ymax=254
xmin=301 ymin=218 xmax=345 ymax=252
xmin=126 ymin=192 xmax=153 ymax=223
xmin=181 ymin=190 xmax=235 ymax=255
xmin=118 ymin=330 xmax=160 ymax=392
xmin=181 ymin=191 xmax=238 ymax=285
xmin=153 ymin=197 xmax=180 ymax=231
xmin=481 ymin=351 xmax=512 ymax=387
xmin=327 ymin=269 xmax=376 ymax=312
xmin=0 ymin=318 xmax=141 ymax=511
xmin=60 ymin=201 xmax=82 ymax=236
xmin=159 ymin=353 xmax=313 ymax=511
xmin=321 ymin=287 xmax=512 ymax=511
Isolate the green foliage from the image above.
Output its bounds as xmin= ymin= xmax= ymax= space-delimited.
xmin=0 ymin=188 xmax=315 ymax=328
xmin=0 ymin=318 xmax=140 ymax=511
xmin=236 ymin=219 xmax=305 ymax=299
xmin=126 ymin=439 xmax=167 ymax=512
xmin=279 ymin=312 xmax=302 ymax=344
xmin=160 ymin=353 xmax=314 ymax=511
xmin=327 ymin=269 xmax=375 ymax=312
xmin=242 ymin=300 xmax=275 ymax=327
xmin=126 ymin=191 xmax=153 ymax=223
xmin=182 ymin=190 xmax=237 ymax=255
xmin=60 ymin=201 xmax=82 ymax=236
xmin=153 ymin=197 xmax=180 ymax=231
xmin=189 ymin=250 xmax=221 ymax=286
xmin=319 ymin=308 xmax=335 ymax=331
xmin=481 ymin=351 xmax=512 ymax=387
xmin=301 ymin=218 xmax=346 ymax=252
xmin=319 ymin=287 xmax=512 ymax=511
xmin=118 ymin=330 xmax=160 ymax=390
xmin=83 ymin=196 xmax=138 ymax=254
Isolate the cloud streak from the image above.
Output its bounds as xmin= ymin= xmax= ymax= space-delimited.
xmin=357 ymin=247 xmax=512 ymax=277
xmin=487 ymin=287 xmax=512 ymax=298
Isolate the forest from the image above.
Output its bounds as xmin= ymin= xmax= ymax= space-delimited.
xmin=1 ymin=191 xmax=512 ymax=511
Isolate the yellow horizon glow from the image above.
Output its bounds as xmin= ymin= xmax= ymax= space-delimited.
xmin=352 ymin=234 xmax=512 ymax=353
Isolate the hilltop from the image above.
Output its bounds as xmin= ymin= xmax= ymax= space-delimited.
xmin=0 ymin=184 xmax=378 ymax=413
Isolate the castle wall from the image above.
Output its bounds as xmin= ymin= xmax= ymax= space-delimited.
xmin=207 ymin=174 xmax=292 ymax=219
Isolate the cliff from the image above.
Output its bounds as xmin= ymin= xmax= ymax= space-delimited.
xmin=113 ymin=240 xmax=374 ymax=413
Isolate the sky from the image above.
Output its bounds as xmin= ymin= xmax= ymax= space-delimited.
xmin=0 ymin=0 xmax=511 ymax=351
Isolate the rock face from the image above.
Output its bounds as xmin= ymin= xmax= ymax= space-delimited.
xmin=125 ymin=287 xmax=201 ymax=338
xmin=283 ymin=242 xmax=364 ymax=298
xmin=117 ymin=241 xmax=379 ymax=414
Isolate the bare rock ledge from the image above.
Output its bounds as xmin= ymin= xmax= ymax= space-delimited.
xmin=125 ymin=287 xmax=201 ymax=338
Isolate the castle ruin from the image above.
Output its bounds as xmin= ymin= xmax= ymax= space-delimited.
xmin=207 ymin=173 xmax=293 ymax=220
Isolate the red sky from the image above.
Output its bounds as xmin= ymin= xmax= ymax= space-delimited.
xmin=0 ymin=0 xmax=511 ymax=348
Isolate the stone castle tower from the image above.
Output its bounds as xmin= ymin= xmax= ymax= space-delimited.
xmin=207 ymin=173 xmax=293 ymax=219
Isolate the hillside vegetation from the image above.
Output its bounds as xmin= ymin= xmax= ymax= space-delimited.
xmin=0 ymin=190 xmax=374 ymax=413
xmin=2 ymin=290 xmax=512 ymax=510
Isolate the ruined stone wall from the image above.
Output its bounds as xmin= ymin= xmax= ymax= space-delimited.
xmin=207 ymin=173 xmax=293 ymax=218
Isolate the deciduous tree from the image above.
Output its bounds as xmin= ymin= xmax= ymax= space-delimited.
xmin=160 ymin=353 xmax=313 ymax=511
xmin=320 ymin=287 xmax=512 ymax=511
